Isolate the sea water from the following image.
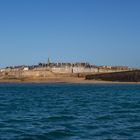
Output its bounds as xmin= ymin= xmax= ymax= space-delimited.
xmin=0 ymin=83 xmax=140 ymax=140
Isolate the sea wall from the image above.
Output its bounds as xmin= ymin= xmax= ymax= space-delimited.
xmin=0 ymin=70 xmax=55 ymax=79
xmin=86 ymin=70 xmax=140 ymax=82
xmin=0 ymin=66 xmax=130 ymax=80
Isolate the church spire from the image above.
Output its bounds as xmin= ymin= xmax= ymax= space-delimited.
xmin=48 ymin=57 xmax=50 ymax=65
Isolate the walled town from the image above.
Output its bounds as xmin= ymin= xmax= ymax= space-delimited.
xmin=0 ymin=58 xmax=134 ymax=82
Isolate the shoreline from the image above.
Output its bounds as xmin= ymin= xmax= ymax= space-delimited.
xmin=0 ymin=77 xmax=140 ymax=84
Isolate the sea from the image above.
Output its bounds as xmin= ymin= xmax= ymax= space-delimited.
xmin=0 ymin=83 xmax=140 ymax=140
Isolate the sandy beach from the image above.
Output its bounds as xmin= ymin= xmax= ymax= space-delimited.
xmin=0 ymin=77 xmax=140 ymax=84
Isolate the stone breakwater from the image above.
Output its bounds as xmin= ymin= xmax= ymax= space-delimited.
xmin=86 ymin=70 xmax=140 ymax=82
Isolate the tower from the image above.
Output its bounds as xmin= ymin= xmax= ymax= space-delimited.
xmin=48 ymin=57 xmax=50 ymax=65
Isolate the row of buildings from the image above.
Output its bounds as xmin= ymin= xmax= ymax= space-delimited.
xmin=0 ymin=59 xmax=132 ymax=74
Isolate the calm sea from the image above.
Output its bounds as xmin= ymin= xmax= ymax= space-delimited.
xmin=0 ymin=83 xmax=140 ymax=140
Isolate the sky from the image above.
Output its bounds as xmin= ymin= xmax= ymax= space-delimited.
xmin=0 ymin=0 xmax=140 ymax=68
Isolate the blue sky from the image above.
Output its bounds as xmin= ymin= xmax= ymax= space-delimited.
xmin=0 ymin=0 xmax=140 ymax=67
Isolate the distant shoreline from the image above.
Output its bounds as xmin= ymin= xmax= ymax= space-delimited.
xmin=0 ymin=77 xmax=140 ymax=84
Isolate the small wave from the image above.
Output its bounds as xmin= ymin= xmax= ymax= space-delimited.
xmin=44 ymin=129 xmax=74 ymax=139
xmin=96 ymin=115 xmax=112 ymax=121
xmin=46 ymin=115 xmax=76 ymax=122
xmin=4 ymin=119 xmax=27 ymax=124
xmin=128 ymin=125 xmax=140 ymax=132
xmin=19 ymin=130 xmax=74 ymax=140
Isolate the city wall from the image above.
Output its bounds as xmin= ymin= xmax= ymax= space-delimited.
xmin=49 ymin=66 xmax=127 ymax=74
xmin=0 ymin=70 xmax=55 ymax=79
xmin=0 ymin=65 xmax=129 ymax=80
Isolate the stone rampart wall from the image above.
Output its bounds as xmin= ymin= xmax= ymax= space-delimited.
xmin=0 ymin=70 xmax=55 ymax=79
xmin=51 ymin=67 xmax=72 ymax=73
xmin=0 ymin=66 xmax=129 ymax=79
xmin=73 ymin=67 xmax=98 ymax=73
xmin=50 ymin=66 xmax=126 ymax=74
xmin=50 ymin=66 xmax=99 ymax=74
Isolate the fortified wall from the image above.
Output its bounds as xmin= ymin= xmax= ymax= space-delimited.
xmin=0 ymin=69 xmax=55 ymax=79
xmin=48 ymin=66 xmax=125 ymax=74
xmin=0 ymin=62 xmax=131 ymax=79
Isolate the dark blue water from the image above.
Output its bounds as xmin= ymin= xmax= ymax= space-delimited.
xmin=0 ymin=83 xmax=140 ymax=140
